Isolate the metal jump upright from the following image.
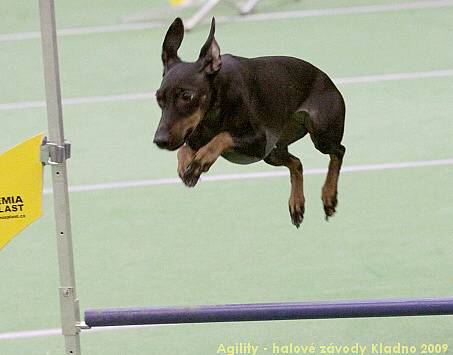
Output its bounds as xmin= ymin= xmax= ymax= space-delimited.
xmin=39 ymin=0 xmax=82 ymax=354
xmin=37 ymin=1 xmax=453 ymax=354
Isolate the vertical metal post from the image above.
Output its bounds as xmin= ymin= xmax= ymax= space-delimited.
xmin=185 ymin=0 xmax=223 ymax=30
xmin=239 ymin=0 xmax=262 ymax=14
xmin=38 ymin=1 xmax=82 ymax=354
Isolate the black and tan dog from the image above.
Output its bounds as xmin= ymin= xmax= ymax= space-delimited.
xmin=154 ymin=18 xmax=346 ymax=228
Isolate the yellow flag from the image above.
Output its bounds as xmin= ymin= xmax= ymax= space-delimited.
xmin=0 ymin=134 xmax=44 ymax=250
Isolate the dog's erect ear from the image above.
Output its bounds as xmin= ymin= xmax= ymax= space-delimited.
xmin=162 ymin=18 xmax=184 ymax=74
xmin=198 ymin=18 xmax=221 ymax=75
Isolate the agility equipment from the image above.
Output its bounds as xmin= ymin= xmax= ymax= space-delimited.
xmin=85 ymin=298 xmax=453 ymax=327
xmin=121 ymin=0 xmax=265 ymax=30
xmin=32 ymin=1 xmax=453 ymax=354
xmin=179 ymin=0 xmax=264 ymax=30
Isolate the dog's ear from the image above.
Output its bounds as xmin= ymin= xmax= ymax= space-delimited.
xmin=162 ymin=18 xmax=184 ymax=74
xmin=198 ymin=17 xmax=221 ymax=75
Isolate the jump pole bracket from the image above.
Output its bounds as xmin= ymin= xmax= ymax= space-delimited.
xmin=40 ymin=136 xmax=71 ymax=166
xmin=76 ymin=322 xmax=91 ymax=331
xmin=59 ymin=287 xmax=82 ymax=336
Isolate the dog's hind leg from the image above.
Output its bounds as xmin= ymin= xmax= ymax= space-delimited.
xmin=302 ymin=93 xmax=346 ymax=220
xmin=309 ymin=130 xmax=345 ymax=220
xmin=264 ymin=147 xmax=305 ymax=228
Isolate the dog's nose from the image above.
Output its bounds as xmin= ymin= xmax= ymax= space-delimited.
xmin=153 ymin=135 xmax=170 ymax=149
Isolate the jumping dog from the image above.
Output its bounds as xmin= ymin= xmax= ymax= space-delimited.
xmin=153 ymin=18 xmax=346 ymax=228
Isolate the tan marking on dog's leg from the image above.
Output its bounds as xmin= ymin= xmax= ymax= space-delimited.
xmin=177 ymin=145 xmax=196 ymax=181
xmin=183 ymin=132 xmax=234 ymax=187
xmin=287 ymin=157 xmax=305 ymax=228
xmin=195 ymin=132 xmax=234 ymax=168
xmin=264 ymin=149 xmax=304 ymax=228
xmin=322 ymin=154 xmax=342 ymax=219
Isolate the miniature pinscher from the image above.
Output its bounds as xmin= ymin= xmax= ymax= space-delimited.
xmin=153 ymin=18 xmax=346 ymax=228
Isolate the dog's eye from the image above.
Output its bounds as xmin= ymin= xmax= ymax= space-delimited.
xmin=181 ymin=91 xmax=194 ymax=102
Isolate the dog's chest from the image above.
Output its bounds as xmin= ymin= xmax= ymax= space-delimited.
xmin=221 ymin=129 xmax=277 ymax=165
xmin=221 ymin=149 xmax=261 ymax=164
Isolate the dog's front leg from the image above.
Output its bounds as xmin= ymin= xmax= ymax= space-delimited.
xmin=177 ymin=144 xmax=196 ymax=183
xmin=182 ymin=132 xmax=234 ymax=187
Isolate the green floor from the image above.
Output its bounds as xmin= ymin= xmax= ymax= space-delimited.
xmin=1 ymin=1 xmax=452 ymax=354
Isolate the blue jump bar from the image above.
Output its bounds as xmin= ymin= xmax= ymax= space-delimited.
xmin=84 ymin=297 xmax=453 ymax=327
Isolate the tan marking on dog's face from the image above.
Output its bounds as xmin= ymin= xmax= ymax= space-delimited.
xmin=169 ymin=109 xmax=203 ymax=145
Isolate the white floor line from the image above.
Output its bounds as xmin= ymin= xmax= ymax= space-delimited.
xmin=1 ymin=0 xmax=453 ymax=43
xmin=0 ymin=92 xmax=155 ymax=111
xmin=334 ymin=69 xmax=453 ymax=84
xmin=0 ymin=324 xmax=171 ymax=340
xmin=0 ymin=328 xmax=61 ymax=340
xmin=2 ymin=68 xmax=453 ymax=112
xmin=217 ymin=0 xmax=453 ymax=23
xmin=0 ymin=22 xmax=164 ymax=43
xmin=42 ymin=158 xmax=453 ymax=195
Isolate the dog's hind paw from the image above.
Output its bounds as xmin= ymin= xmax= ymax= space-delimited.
xmin=324 ymin=207 xmax=335 ymax=221
xmin=289 ymin=195 xmax=305 ymax=228
xmin=322 ymin=188 xmax=337 ymax=221
xmin=291 ymin=211 xmax=304 ymax=228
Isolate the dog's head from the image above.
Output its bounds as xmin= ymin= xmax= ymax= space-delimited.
xmin=153 ymin=17 xmax=222 ymax=151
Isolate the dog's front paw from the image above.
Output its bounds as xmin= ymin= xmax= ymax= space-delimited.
xmin=289 ymin=193 xmax=305 ymax=228
xmin=182 ymin=147 xmax=218 ymax=187
xmin=177 ymin=145 xmax=196 ymax=185
xmin=322 ymin=187 xmax=337 ymax=220
xmin=182 ymin=161 xmax=203 ymax=187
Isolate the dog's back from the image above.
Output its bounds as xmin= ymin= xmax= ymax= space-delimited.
xmin=216 ymin=55 xmax=343 ymax=123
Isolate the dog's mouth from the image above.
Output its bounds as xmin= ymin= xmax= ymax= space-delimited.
xmin=163 ymin=128 xmax=194 ymax=151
